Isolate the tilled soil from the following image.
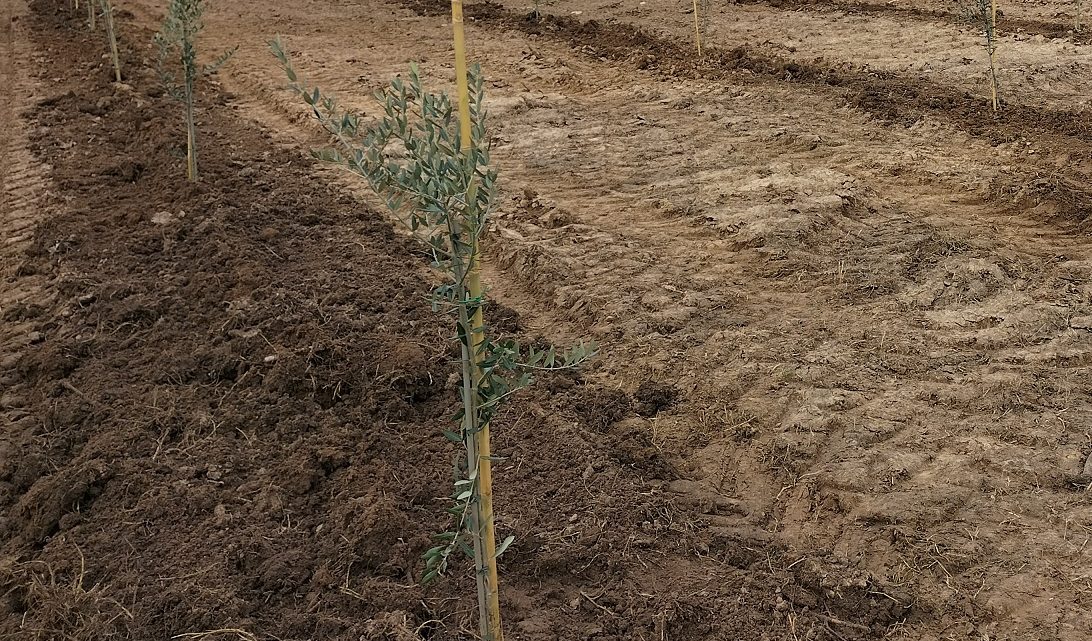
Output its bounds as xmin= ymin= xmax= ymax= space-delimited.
xmin=0 ymin=1 xmax=916 ymax=640
xmin=96 ymin=0 xmax=1092 ymax=638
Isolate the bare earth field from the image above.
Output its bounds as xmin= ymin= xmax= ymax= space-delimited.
xmin=2 ymin=0 xmax=1092 ymax=639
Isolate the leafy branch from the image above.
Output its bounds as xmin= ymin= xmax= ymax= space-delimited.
xmin=269 ymin=37 xmax=596 ymax=595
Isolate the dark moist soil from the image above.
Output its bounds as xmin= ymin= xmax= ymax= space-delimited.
xmin=2 ymin=1 xmax=910 ymax=639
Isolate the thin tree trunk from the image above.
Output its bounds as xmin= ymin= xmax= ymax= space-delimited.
xmin=988 ymin=0 xmax=999 ymax=111
xmin=185 ymin=100 xmax=197 ymax=181
xmin=102 ymin=0 xmax=121 ymax=83
xmin=456 ymin=286 xmax=491 ymax=640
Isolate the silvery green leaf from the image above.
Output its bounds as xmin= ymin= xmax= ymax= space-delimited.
xmin=495 ymin=535 xmax=515 ymax=559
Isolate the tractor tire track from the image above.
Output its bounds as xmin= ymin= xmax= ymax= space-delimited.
xmin=0 ymin=0 xmax=53 ymax=488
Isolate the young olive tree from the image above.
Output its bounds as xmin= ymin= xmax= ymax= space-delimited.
xmin=270 ymin=38 xmax=594 ymax=641
xmin=529 ymin=0 xmax=550 ymax=21
xmin=154 ymin=0 xmax=235 ymax=181
xmin=961 ymin=0 xmax=1000 ymax=110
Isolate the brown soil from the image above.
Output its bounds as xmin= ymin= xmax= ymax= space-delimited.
xmin=0 ymin=1 xmax=923 ymax=640
xmin=121 ymin=0 xmax=1092 ymax=636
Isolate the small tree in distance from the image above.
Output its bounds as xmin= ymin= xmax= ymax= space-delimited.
xmin=100 ymin=0 xmax=121 ymax=83
xmin=961 ymin=0 xmax=1001 ymax=110
xmin=154 ymin=0 xmax=235 ymax=181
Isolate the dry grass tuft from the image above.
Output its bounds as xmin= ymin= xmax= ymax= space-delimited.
xmin=1 ymin=547 xmax=133 ymax=640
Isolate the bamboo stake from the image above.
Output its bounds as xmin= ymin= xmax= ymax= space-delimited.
xmin=87 ymin=0 xmax=95 ymax=30
xmin=450 ymin=1 xmax=503 ymax=640
xmin=185 ymin=102 xmax=197 ymax=181
xmin=692 ymin=0 xmax=702 ymax=56
xmin=988 ymin=49 xmax=999 ymax=111
xmin=101 ymin=0 xmax=121 ymax=83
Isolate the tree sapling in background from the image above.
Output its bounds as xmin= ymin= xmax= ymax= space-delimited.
xmin=154 ymin=0 xmax=236 ymax=181
xmin=100 ymin=0 xmax=121 ymax=83
xmin=529 ymin=0 xmax=553 ymax=22
xmin=960 ymin=0 xmax=1001 ymax=110
xmin=692 ymin=0 xmax=703 ymax=56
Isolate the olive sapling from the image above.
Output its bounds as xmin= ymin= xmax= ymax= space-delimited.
xmin=154 ymin=0 xmax=235 ymax=181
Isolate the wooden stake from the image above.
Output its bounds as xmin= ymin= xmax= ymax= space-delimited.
xmin=450 ymin=1 xmax=503 ymax=640
xmin=185 ymin=103 xmax=197 ymax=181
xmin=87 ymin=0 xmax=95 ymax=30
xmin=988 ymin=49 xmax=999 ymax=111
xmin=692 ymin=0 xmax=702 ymax=56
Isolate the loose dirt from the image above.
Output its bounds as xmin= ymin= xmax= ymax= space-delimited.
xmin=0 ymin=1 xmax=929 ymax=640
xmin=4 ymin=0 xmax=1092 ymax=639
